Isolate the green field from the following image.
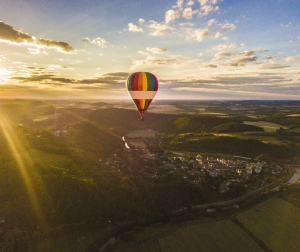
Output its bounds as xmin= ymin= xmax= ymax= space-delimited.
xmin=126 ymin=220 xmax=264 ymax=252
xmin=236 ymin=198 xmax=300 ymax=252
xmin=123 ymin=198 xmax=300 ymax=252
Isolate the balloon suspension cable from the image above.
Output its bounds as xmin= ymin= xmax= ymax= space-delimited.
xmin=140 ymin=116 xmax=144 ymax=121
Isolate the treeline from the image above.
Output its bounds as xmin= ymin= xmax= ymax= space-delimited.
xmin=148 ymin=115 xmax=264 ymax=133
xmin=166 ymin=136 xmax=299 ymax=159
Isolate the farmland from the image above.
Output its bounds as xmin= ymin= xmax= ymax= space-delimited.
xmin=236 ymin=198 xmax=300 ymax=252
xmin=243 ymin=121 xmax=288 ymax=133
xmin=117 ymin=198 xmax=300 ymax=252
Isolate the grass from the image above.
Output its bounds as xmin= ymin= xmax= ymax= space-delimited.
xmin=236 ymin=198 xmax=300 ymax=252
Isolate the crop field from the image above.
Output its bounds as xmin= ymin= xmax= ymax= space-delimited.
xmin=236 ymin=198 xmax=300 ymax=252
xmin=127 ymin=129 xmax=156 ymax=138
xmin=124 ymin=198 xmax=300 ymax=252
xmin=126 ymin=220 xmax=264 ymax=252
xmin=243 ymin=121 xmax=288 ymax=132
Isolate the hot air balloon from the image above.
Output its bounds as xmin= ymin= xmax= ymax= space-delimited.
xmin=126 ymin=72 xmax=158 ymax=121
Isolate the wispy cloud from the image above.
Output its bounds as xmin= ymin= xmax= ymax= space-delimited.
xmin=186 ymin=28 xmax=210 ymax=41
xmin=148 ymin=21 xmax=174 ymax=36
xmin=0 ymin=21 xmax=74 ymax=52
xmin=146 ymin=47 xmax=168 ymax=54
xmin=227 ymin=50 xmax=258 ymax=67
xmin=82 ymin=37 xmax=108 ymax=47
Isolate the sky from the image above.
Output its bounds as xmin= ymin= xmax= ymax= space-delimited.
xmin=0 ymin=0 xmax=299 ymax=100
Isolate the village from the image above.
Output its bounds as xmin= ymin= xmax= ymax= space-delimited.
xmin=104 ymin=134 xmax=286 ymax=196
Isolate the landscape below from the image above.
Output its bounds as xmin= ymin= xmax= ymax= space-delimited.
xmin=0 ymin=99 xmax=300 ymax=252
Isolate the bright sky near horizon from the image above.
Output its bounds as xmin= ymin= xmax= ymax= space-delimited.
xmin=0 ymin=0 xmax=299 ymax=100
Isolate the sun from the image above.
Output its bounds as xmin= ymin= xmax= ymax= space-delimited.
xmin=0 ymin=67 xmax=12 ymax=84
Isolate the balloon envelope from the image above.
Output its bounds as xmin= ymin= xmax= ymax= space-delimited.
xmin=126 ymin=72 xmax=158 ymax=116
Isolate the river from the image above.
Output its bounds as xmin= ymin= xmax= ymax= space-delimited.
xmin=288 ymin=168 xmax=300 ymax=184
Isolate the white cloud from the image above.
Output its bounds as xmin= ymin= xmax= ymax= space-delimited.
xmin=139 ymin=18 xmax=145 ymax=26
xmin=207 ymin=19 xmax=216 ymax=26
xmin=146 ymin=47 xmax=168 ymax=54
xmin=199 ymin=0 xmax=209 ymax=6
xmin=130 ymin=54 xmax=201 ymax=71
xmin=148 ymin=21 xmax=174 ymax=36
xmin=128 ymin=23 xmax=143 ymax=32
xmin=182 ymin=7 xmax=193 ymax=19
xmin=187 ymin=0 xmax=195 ymax=6
xmin=197 ymin=0 xmax=219 ymax=18
xmin=27 ymin=48 xmax=49 ymax=55
xmin=214 ymin=32 xmax=222 ymax=39
xmin=177 ymin=0 xmax=184 ymax=8
xmin=83 ymin=37 xmax=108 ymax=48
xmin=165 ymin=9 xmax=181 ymax=23
xmin=186 ymin=28 xmax=210 ymax=41
xmin=213 ymin=43 xmax=236 ymax=51
xmin=285 ymin=55 xmax=300 ymax=62
xmin=214 ymin=51 xmax=232 ymax=59
xmin=220 ymin=23 xmax=237 ymax=32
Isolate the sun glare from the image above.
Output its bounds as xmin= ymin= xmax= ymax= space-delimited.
xmin=0 ymin=112 xmax=47 ymax=227
xmin=0 ymin=68 xmax=11 ymax=84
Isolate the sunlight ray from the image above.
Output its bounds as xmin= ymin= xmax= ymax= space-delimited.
xmin=0 ymin=113 xmax=47 ymax=227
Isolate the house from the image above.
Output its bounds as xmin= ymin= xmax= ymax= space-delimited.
xmin=246 ymin=164 xmax=253 ymax=174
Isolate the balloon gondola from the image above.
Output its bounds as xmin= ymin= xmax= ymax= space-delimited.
xmin=126 ymin=72 xmax=158 ymax=121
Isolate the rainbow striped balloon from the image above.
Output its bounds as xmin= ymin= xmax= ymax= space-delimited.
xmin=126 ymin=72 xmax=158 ymax=118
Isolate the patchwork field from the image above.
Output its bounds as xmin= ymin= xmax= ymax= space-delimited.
xmin=124 ymin=198 xmax=300 ymax=252
xmin=236 ymin=198 xmax=300 ymax=252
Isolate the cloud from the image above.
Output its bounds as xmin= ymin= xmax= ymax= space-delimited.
xmin=82 ymin=37 xmax=108 ymax=47
xmin=139 ymin=18 xmax=145 ymax=25
xmin=37 ymin=38 xmax=73 ymax=52
xmin=197 ymin=0 xmax=219 ymax=18
xmin=130 ymin=54 xmax=200 ymax=70
xmin=227 ymin=50 xmax=258 ymax=66
xmin=202 ymin=64 xmax=217 ymax=68
xmin=175 ymin=0 xmax=184 ymax=8
xmin=207 ymin=19 xmax=217 ymax=26
xmin=11 ymin=69 xmax=129 ymax=87
xmin=0 ymin=21 xmax=74 ymax=52
xmin=79 ymin=72 xmax=128 ymax=85
xmin=260 ymin=64 xmax=290 ymax=69
xmin=27 ymin=48 xmax=49 ymax=55
xmin=165 ymin=9 xmax=181 ymax=23
xmin=220 ymin=23 xmax=237 ymax=32
xmin=148 ymin=21 xmax=174 ymax=36
xmin=213 ymin=43 xmax=237 ymax=51
xmin=146 ymin=47 xmax=168 ymax=54
xmin=12 ymin=74 xmax=74 ymax=84
xmin=187 ymin=0 xmax=195 ymax=6
xmin=285 ymin=55 xmax=300 ymax=62
xmin=186 ymin=28 xmax=210 ymax=41
xmin=128 ymin=23 xmax=143 ymax=32
xmin=182 ymin=7 xmax=193 ymax=19
xmin=214 ymin=52 xmax=232 ymax=59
